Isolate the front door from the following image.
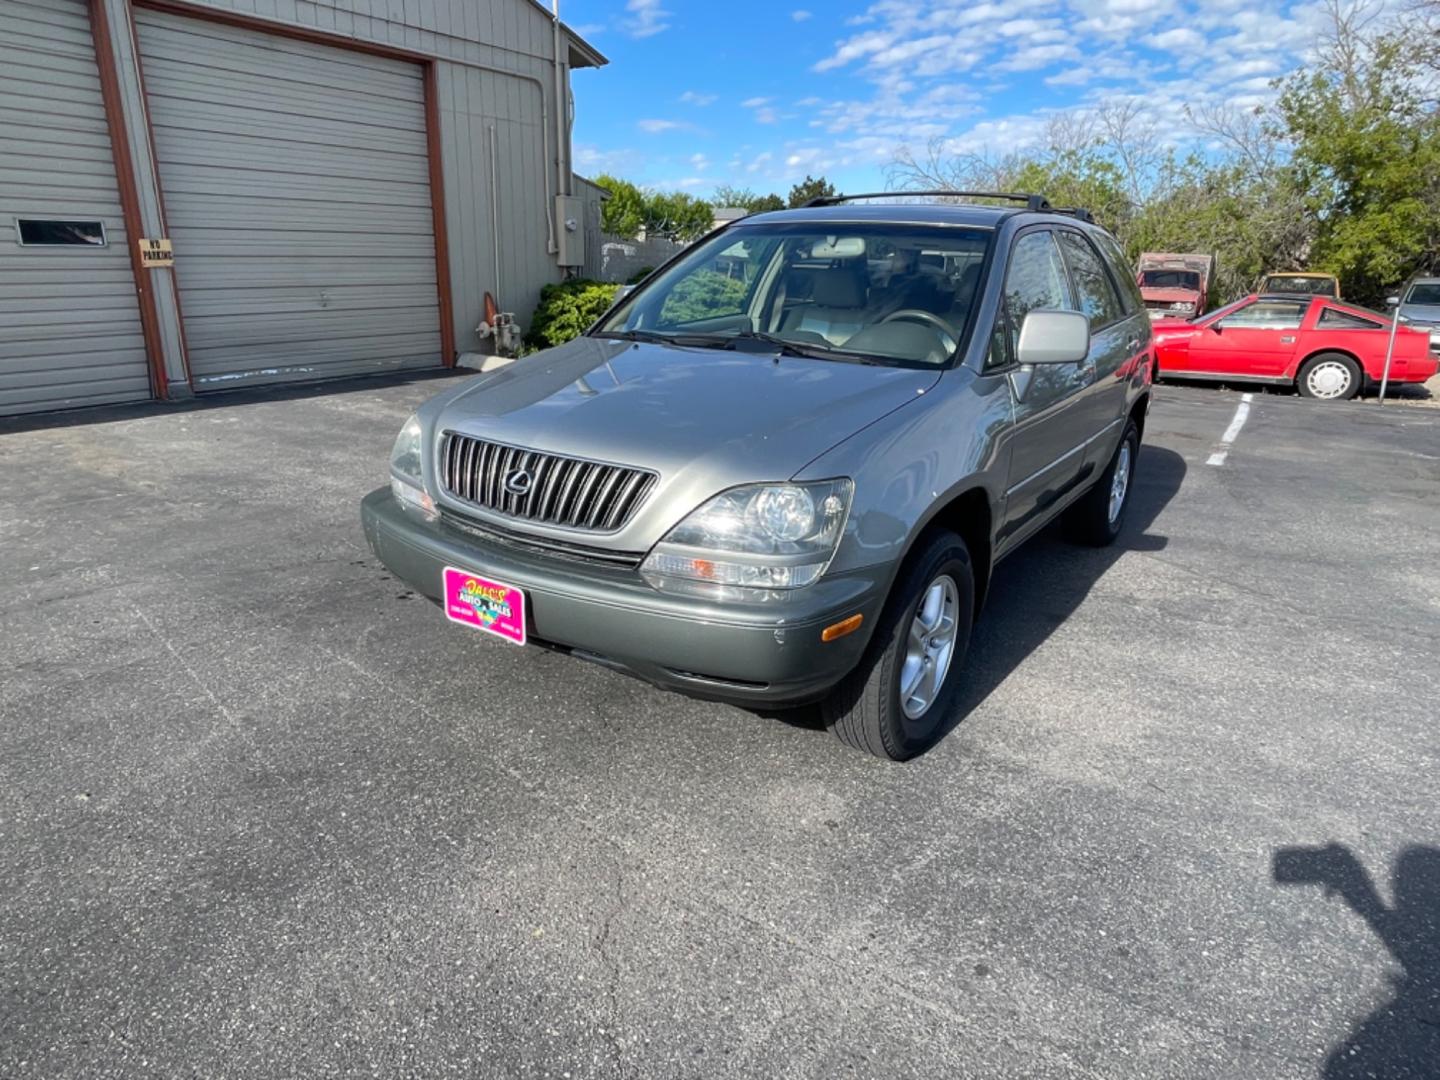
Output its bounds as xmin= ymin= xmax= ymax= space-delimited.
xmin=1187 ymin=298 xmax=1308 ymax=378
xmin=997 ymin=229 xmax=1093 ymax=543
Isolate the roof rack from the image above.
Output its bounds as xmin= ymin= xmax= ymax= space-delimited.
xmin=802 ymin=190 xmax=1055 ymax=211
xmin=1053 ymin=207 xmax=1095 ymax=224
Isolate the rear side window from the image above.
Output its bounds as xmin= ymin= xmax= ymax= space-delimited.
xmin=1092 ymin=233 xmax=1145 ymax=314
xmin=1218 ymin=300 xmax=1307 ymax=329
xmin=1002 ymin=230 xmax=1074 ymax=359
xmin=1317 ymin=308 xmax=1383 ymax=330
xmin=1056 ymin=230 xmax=1126 ymax=329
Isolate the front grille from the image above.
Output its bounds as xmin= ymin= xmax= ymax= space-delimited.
xmin=439 ymin=433 xmax=657 ymax=532
xmin=439 ymin=509 xmax=645 ymax=570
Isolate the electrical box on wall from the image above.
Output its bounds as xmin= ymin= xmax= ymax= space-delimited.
xmin=556 ymin=195 xmax=585 ymax=267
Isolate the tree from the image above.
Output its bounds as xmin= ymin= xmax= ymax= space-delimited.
xmin=593 ymin=176 xmax=715 ymax=243
xmin=1275 ymin=0 xmax=1440 ymax=301
xmin=712 ymin=185 xmax=785 ymax=213
xmin=643 ymin=190 xmax=715 ymax=242
xmin=787 ymin=175 xmax=837 ymax=207
xmin=593 ymin=173 xmax=646 ymax=237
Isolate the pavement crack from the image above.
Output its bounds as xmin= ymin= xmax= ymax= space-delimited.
xmin=592 ymin=858 xmax=631 ymax=1078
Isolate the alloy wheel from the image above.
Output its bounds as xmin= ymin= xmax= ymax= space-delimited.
xmin=899 ymin=575 xmax=959 ymax=721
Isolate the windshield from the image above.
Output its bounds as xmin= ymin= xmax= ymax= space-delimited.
xmin=594 ymin=223 xmax=993 ymax=367
xmin=1405 ymin=283 xmax=1440 ymax=306
xmin=1140 ymin=269 xmax=1200 ymax=291
xmin=1262 ymin=275 xmax=1337 ymax=296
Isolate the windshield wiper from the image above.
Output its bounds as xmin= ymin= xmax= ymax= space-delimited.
xmin=725 ymin=330 xmax=888 ymax=365
xmin=596 ymin=329 xmax=740 ymax=348
xmin=599 ymin=327 xmax=889 ymax=364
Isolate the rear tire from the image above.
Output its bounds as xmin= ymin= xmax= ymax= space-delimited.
xmin=1065 ymin=420 xmax=1138 ymax=547
xmin=1296 ymin=352 xmax=1361 ymax=401
xmin=822 ymin=530 xmax=974 ymax=761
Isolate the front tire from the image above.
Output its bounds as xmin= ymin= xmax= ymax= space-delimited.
xmin=1065 ymin=420 xmax=1138 ymax=547
xmin=1297 ymin=352 xmax=1361 ymax=401
xmin=822 ymin=530 xmax=974 ymax=761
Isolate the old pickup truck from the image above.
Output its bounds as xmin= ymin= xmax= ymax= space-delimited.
xmin=1136 ymin=252 xmax=1215 ymax=321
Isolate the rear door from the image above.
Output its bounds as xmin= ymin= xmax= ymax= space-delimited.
xmin=1187 ymin=298 xmax=1308 ymax=378
xmin=996 ymin=228 xmax=1091 ymax=541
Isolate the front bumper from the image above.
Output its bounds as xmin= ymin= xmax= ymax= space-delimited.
xmin=360 ymin=488 xmax=887 ymax=706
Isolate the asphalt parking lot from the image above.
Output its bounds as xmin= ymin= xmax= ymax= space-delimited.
xmin=3 ymin=376 xmax=1437 ymax=1079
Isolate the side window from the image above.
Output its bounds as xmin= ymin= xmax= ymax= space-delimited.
xmin=1218 ymin=300 xmax=1307 ymax=330
xmin=1056 ymin=230 xmax=1126 ymax=329
xmin=1092 ymin=232 xmax=1144 ymax=315
xmin=1317 ymin=307 xmax=1383 ymax=330
xmin=985 ymin=314 xmax=1011 ymax=372
xmin=1003 ymin=230 xmax=1073 ymax=356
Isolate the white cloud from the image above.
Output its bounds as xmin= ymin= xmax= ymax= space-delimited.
xmin=679 ymin=90 xmax=718 ymax=106
xmin=791 ymin=9 xmax=812 ymax=20
xmin=742 ymin=96 xmax=780 ymax=124
xmin=623 ymin=0 xmax=670 ymax=38
xmin=1145 ymin=26 xmax=1204 ymax=51
xmin=637 ymin=118 xmax=691 ymax=134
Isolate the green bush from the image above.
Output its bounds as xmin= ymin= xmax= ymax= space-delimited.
xmin=525 ymin=279 xmax=621 ymax=349
xmin=658 ymin=270 xmax=747 ymax=325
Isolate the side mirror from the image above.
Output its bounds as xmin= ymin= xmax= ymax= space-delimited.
xmin=1016 ymin=309 xmax=1090 ymax=365
xmin=1386 ymin=295 xmax=1400 ymax=307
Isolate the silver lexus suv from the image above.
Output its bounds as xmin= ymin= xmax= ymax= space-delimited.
xmin=362 ymin=193 xmax=1154 ymax=760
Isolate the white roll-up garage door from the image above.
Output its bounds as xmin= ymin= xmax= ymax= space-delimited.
xmin=133 ymin=8 xmax=444 ymax=389
xmin=0 ymin=0 xmax=153 ymax=416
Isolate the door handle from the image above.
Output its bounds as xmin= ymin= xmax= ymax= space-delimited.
xmin=1126 ymin=338 xmax=1142 ymax=352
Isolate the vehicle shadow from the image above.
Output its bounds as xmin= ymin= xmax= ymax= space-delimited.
xmin=0 ymin=367 xmax=469 ymax=435
xmin=771 ymin=444 xmax=1186 ymax=741
xmin=1272 ymin=843 xmax=1440 ymax=1077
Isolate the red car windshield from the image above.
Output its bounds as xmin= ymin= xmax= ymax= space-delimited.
xmin=1140 ymin=270 xmax=1200 ymax=290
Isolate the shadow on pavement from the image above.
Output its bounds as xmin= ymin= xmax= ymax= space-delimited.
xmin=0 ymin=367 xmax=470 ymax=435
xmin=772 ymin=444 xmax=1186 ymax=741
xmin=1273 ymin=843 xmax=1440 ymax=1078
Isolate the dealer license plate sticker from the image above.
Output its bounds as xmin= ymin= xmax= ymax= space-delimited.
xmin=442 ymin=567 xmax=527 ymax=646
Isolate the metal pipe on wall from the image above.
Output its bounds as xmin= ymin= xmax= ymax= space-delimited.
xmin=490 ymin=123 xmax=502 ymax=305
xmin=552 ymin=0 xmax=570 ymax=197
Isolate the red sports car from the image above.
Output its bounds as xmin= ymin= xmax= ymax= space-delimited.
xmin=1151 ymin=294 xmax=1438 ymax=400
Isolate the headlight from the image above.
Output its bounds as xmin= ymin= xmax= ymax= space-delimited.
xmin=389 ymin=413 xmax=435 ymax=519
xmin=640 ymin=479 xmax=852 ymax=600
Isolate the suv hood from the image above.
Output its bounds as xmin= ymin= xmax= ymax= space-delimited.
xmin=428 ymin=335 xmax=939 ymax=524
xmin=1400 ymin=301 xmax=1440 ymax=327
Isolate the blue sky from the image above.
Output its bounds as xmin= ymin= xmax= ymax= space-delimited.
xmin=563 ymin=0 xmax=1331 ymax=198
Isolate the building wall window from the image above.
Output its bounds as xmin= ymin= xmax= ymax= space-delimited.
xmin=16 ymin=219 xmax=107 ymax=247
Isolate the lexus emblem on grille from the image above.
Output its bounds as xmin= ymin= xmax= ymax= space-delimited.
xmin=502 ymin=468 xmax=534 ymax=496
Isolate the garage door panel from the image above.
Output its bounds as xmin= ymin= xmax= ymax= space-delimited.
xmin=191 ymin=340 xmax=440 ymax=381
xmin=136 ymin=7 xmax=444 ymax=387
xmin=184 ymin=309 xmax=441 ymax=348
xmin=147 ymin=113 xmax=428 ymax=163
xmin=136 ymin=21 xmax=426 ymax=100
xmin=0 ymin=327 xmax=149 ymax=359
xmin=151 ymin=142 xmax=430 ymax=187
xmin=161 ymin=195 xmax=435 ymax=233
xmin=179 ymin=283 xmax=442 ymax=318
xmin=143 ymin=70 xmax=428 ymax=132
xmin=155 ymin=166 xmax=434 ymax=207
xmin=171 ymin=258 xmax=440 ymax=290
xmin=0 ymin=0 xmax=152 ymax=416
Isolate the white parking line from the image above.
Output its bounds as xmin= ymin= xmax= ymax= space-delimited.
xmin=1206 ymin=393 xmax=1254 ymax=467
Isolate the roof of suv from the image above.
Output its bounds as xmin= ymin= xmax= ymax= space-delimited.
xmin=736 ymin=202 xmax=1086 ymax=230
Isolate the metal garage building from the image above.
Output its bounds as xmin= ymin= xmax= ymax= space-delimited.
xmin=0 ymin=0 xmax=604 ymax=416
